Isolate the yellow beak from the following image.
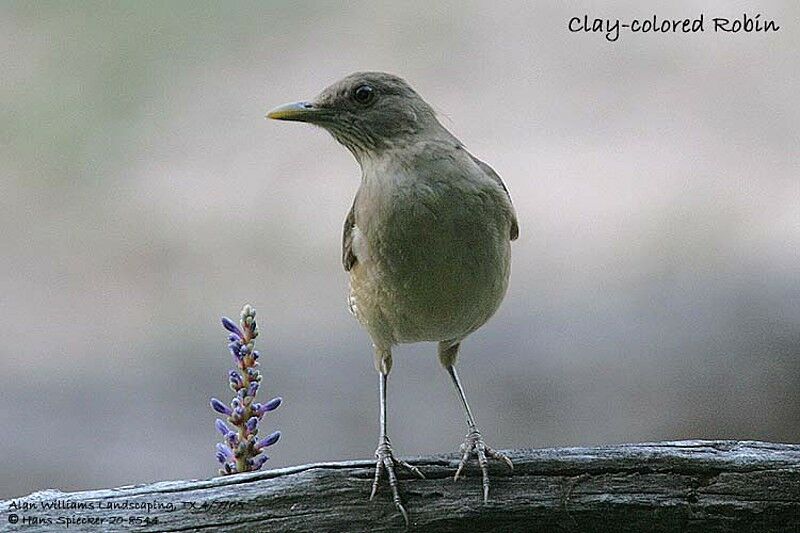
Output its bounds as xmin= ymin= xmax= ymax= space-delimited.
xmin=266 ymin=101 xmax=318 ymax=122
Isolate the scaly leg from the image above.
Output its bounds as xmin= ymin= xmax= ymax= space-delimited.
xmin=370 ymin=350 xmax=424 ymax=526
xmin=440 ymin=341 xmax=513 ymax=502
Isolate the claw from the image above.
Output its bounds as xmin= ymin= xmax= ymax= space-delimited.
xmin=476 ymin=443 xmax=490 ymax=502
xmin=384 ymin=457 xmax=409 ymax=526
xmin=399 ymin=459 xmax=426 ymax=479
xmin=454 ymin=443 xmax=471 ymax=481
xmin=370 ymin=458 xmax=384 ymax=500
xmin=453 ymin=429 xmax=513 ymax=502
xmin=371 ymin=437 xmax=422 ymax=526
xmin=487 ymin=445 xmax=514 ymax=472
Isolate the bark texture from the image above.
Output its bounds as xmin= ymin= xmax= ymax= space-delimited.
xmin=2 ymin=440 xmax=799 ymax=532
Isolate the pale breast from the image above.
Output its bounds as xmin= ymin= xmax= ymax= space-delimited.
xmin=348 ymin=148 xmax=513 ymax=346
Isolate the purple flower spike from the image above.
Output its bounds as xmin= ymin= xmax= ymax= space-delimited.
xmin=215 ymin=419 xmax=230 ymax=436
xmin=255 ymin=431 xmax=281 ymax=450
xmin=221 ymin=317 xmax=243 ymax=338
xmin=210 ymin=398 xmax=232 ymax=416
xmin=212 ymin=305 xmax=280 ymax=474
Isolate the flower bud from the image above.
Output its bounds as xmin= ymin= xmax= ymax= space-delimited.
xmin=210 ymin=398 xmax=232 ymax=416
xmin=215 ymin=419 xmax=230 ymax=436
xmin=255 ymin=431 xmax=281 ymax=450
xmin=221 ymin=317 xmax=243 ymax=338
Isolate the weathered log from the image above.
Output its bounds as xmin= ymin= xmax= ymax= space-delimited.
xmin=2 ymin=440 xmax=799 ymax=532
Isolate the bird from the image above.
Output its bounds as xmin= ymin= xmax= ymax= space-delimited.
xmin=267 ymin=72 xmax=518 ymax=524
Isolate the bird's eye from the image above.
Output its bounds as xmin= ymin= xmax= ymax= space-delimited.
xmin=353 ymin=85 xmax=375 ymax=105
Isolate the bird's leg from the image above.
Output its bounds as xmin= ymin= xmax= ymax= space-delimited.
xmin=370 ymin=350 xmax=424 ymax=526
xmin=440 ymin=342 xmax=513 ymax=502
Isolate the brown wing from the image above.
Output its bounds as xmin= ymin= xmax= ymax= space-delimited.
xmin=468 ymin=153 xmax=519 ymax=240
xmin=342 ymin=200 xmax=357 ymax=271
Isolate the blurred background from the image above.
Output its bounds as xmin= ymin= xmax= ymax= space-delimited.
xmin=1 ymin=0 xmax=798 ymax=499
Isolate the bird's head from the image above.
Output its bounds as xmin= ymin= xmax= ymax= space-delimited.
xmin=267 ymin=72 xmax=442 ymax=159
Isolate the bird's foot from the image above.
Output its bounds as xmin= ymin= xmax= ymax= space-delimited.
xmin=370 ymin=436 xmax=425 ymax=526
xmin=454 ymin=428 xmax=513 ymax=502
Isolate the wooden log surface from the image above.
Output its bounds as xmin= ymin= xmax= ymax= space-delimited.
xmin=2 ymin=440 xmax=799 ymax=532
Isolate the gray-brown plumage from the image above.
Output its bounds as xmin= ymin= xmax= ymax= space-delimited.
xmin=268 ymin=72 xmax=517 ymax=525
